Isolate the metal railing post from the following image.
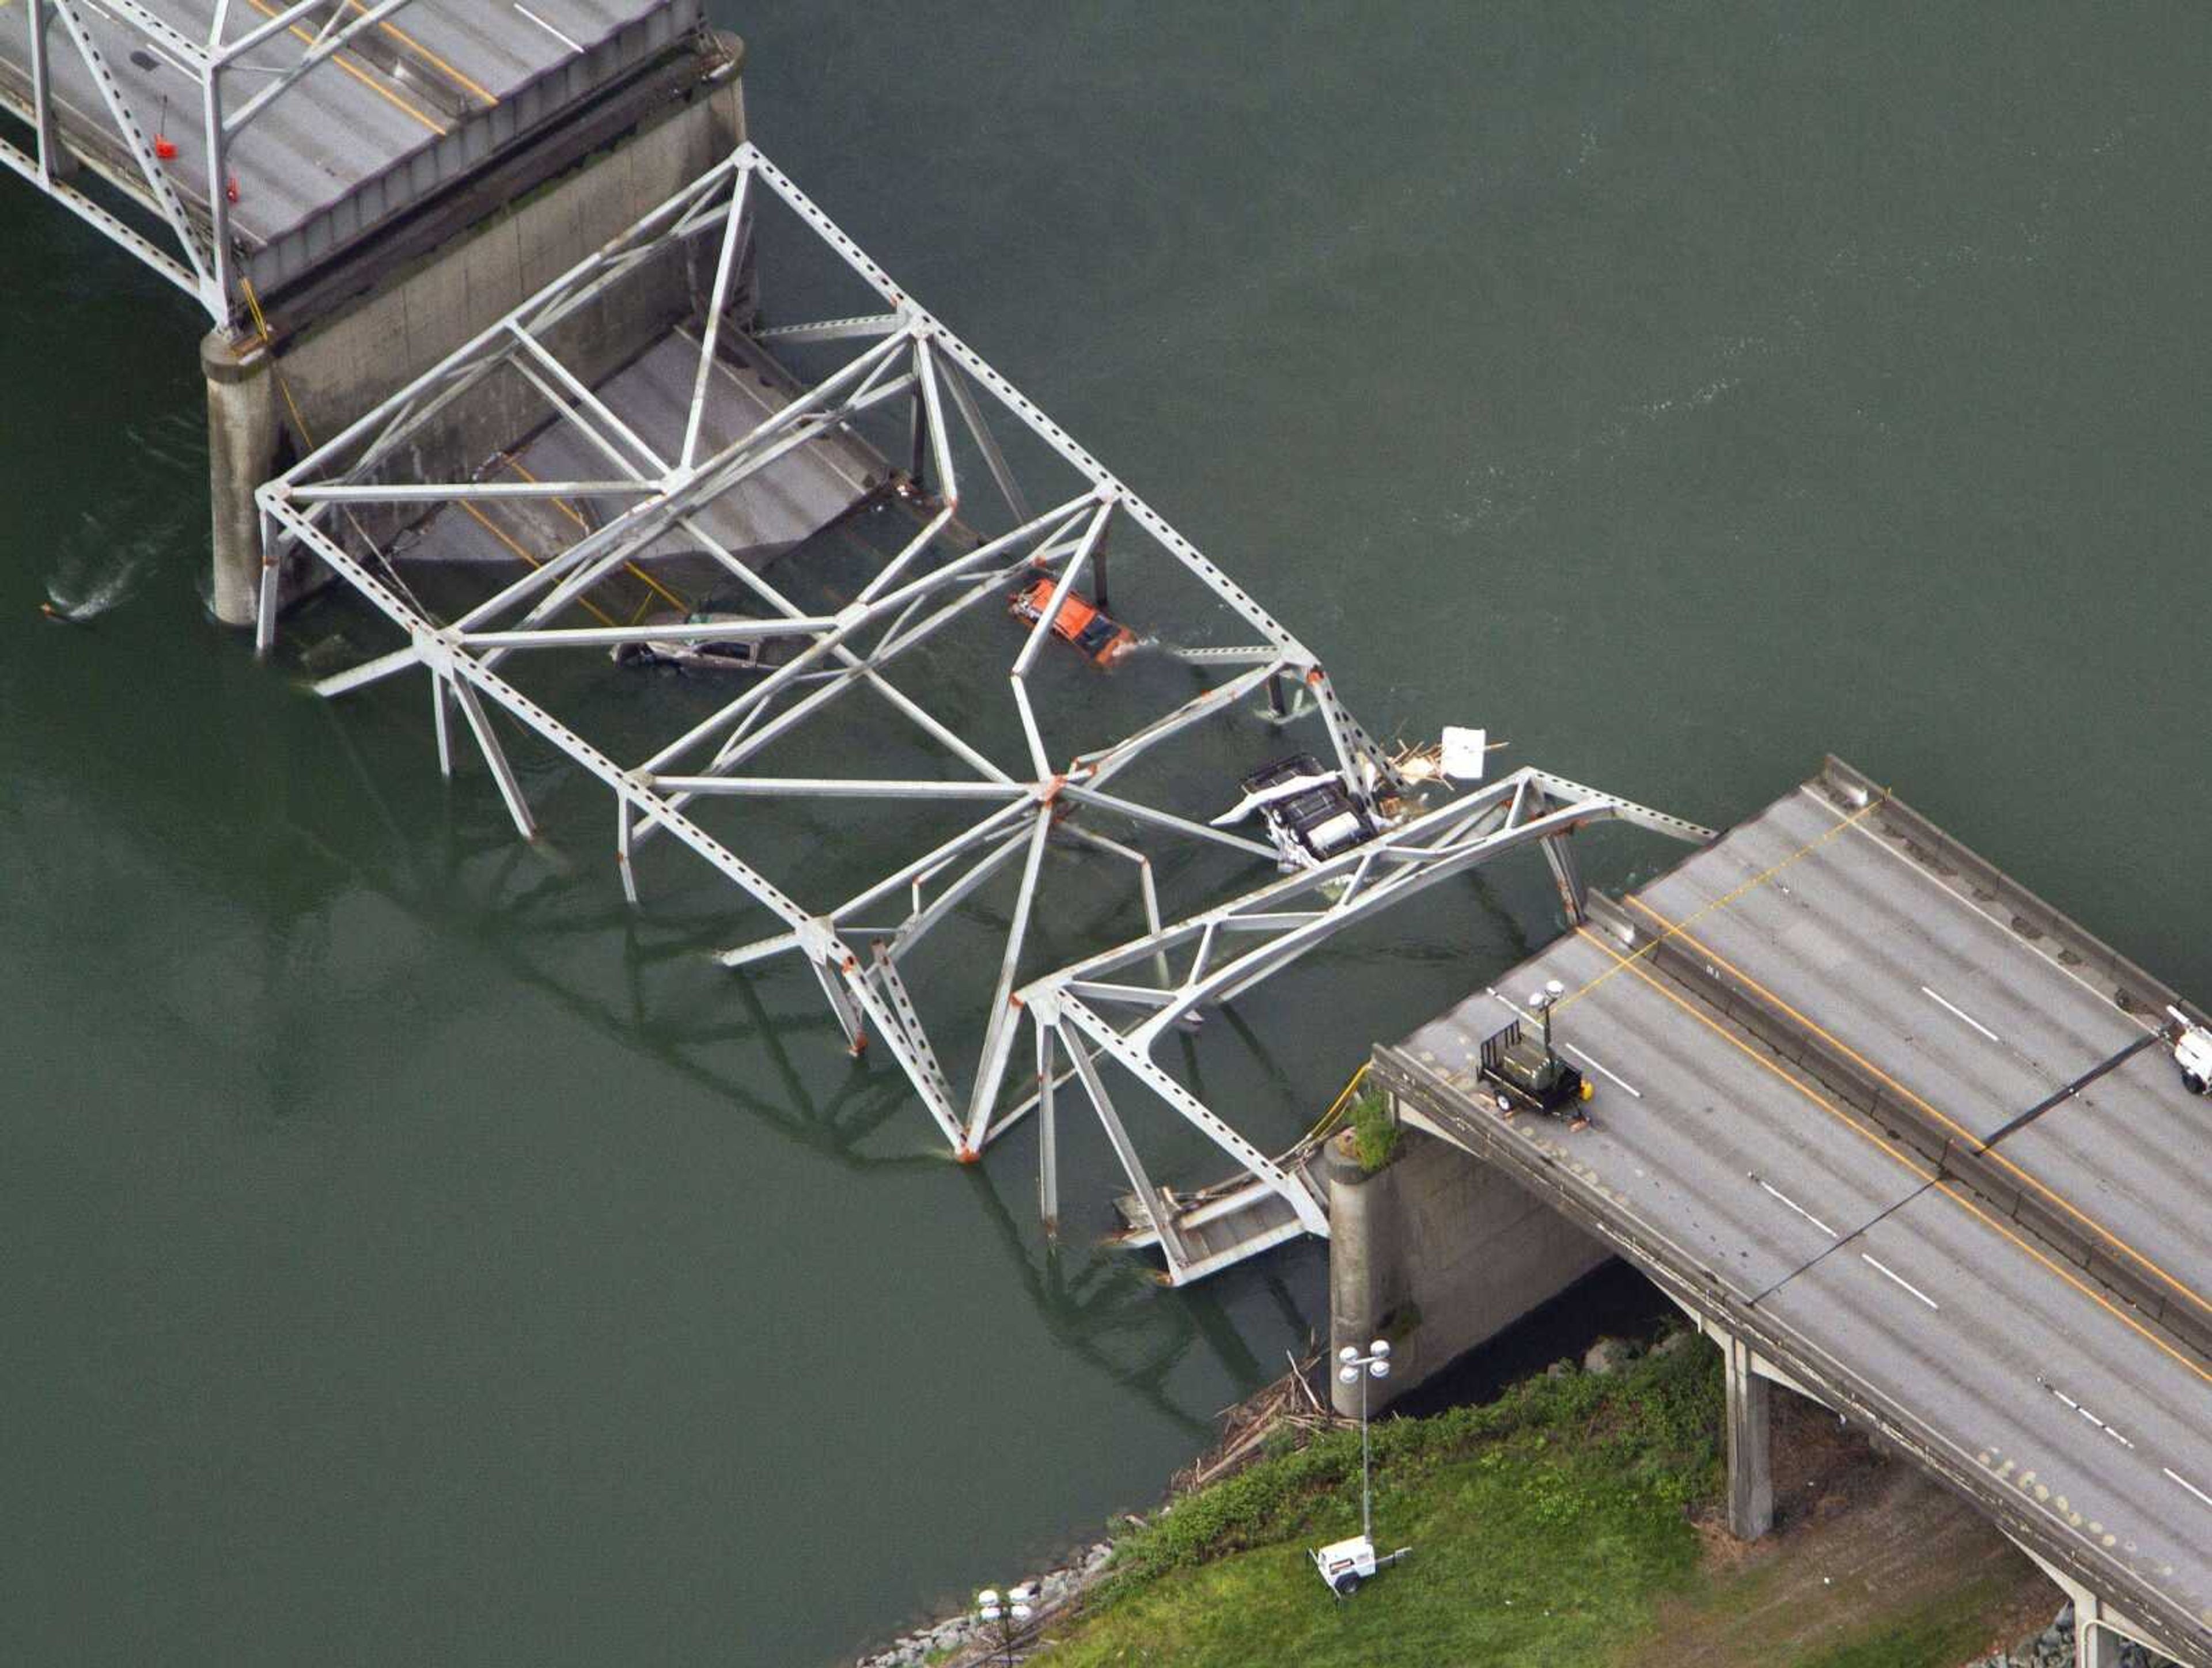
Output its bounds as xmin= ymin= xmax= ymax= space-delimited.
xmin=28 ymin=0 xmax=58 ymax=185
xmin=203 ymin=51 xmax=231 ymax=319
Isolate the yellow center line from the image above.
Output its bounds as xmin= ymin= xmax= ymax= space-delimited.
xmin=347 ymin=0 xmax=500 ymax=107
xmin=1556 ymin=789 xmax=1889 ymax=1015
xmin=1574 ymin=926 xmax=2212 ymax=1392
xmin=1624 ymin=894 xmax=2212 ymax=1329
xmin=1577 ymin=928 xmax=1935 ymax=1181
xmin=498 ymin=453 xmax=588 ymax=529
xmin=241 ymin=0 xmax=449 ymax=137
xmin=459 ymin=500 xmax=618 ymax=630
xmin=497 ymin=454 xmax=692 ymax=616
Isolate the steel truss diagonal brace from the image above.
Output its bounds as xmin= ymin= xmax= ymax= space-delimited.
xmin=257 ymin=141 xmax=1712 ymax=1282
xmin=1059 ymin=995 xmax=1327 ymax=1237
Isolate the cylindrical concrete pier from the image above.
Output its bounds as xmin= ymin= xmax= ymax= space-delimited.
xmin=201 ymin=330 xmax=281 ymax=628
xmin=1327 ymin=1132 xmax=1389 ymax=1418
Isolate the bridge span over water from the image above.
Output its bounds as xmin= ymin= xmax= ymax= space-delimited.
xmin=7 ymin=11 xmax=2205 ymax=1662
xmin=1377 ymin=756 xmax=2212 ymax=1667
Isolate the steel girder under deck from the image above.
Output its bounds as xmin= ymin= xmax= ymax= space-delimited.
xmin=259 ymin=142 xmax=1709 ymax=1278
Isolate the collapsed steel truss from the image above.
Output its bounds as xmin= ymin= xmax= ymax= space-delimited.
xmin=259 ymin=142 xmax=1710 ymax=1280
xmin=0 ymin=0 xmax=427 ymax=321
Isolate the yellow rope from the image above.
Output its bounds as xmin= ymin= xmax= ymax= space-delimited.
xmin=1557 ymin=787 xmax=1892 ymax=1013
xmin=240 ymin=278 xmax=313 ymax=446
xmin=1300 ymin=1060 xmax=1373 ymax=1149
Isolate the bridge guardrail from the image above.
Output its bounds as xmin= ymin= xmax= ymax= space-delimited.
xmin=1581 ymin=889 xmax=2212 ymax=1369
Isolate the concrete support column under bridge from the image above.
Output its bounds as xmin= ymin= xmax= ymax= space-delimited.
xmin=1725 ymin=1332 xmax=1775 ymax=1541
xmin=203 ymin=333 xmax=281 ymax=628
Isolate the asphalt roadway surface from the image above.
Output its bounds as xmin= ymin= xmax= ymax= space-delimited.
xmin=1400 ymin=772 xmax=2212 ymax=1655
xmin=1 ymin=1 xmax=669 ymax=248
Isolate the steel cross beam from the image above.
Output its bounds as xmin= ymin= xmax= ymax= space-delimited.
xmin=1011 ymin=769 xmax=1711 ymax=1283
xmin=2 ymin=0 xmax=445 ymax=321
xmin=259 ymin=145 xmax=1709 ymax=1279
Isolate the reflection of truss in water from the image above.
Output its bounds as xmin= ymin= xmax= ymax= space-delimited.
xmin=260 ymin=142 xmax=1710 ymax=1282
xmin=301 ymin=717 xmax=1291 ymax=1435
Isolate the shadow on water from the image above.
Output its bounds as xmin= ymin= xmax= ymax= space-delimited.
xmin=303 ymin=692 xmax=1298 ymax=1436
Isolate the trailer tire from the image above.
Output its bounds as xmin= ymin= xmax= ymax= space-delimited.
xmin=1331 ymin=1572 xmax=1359 ymax=1597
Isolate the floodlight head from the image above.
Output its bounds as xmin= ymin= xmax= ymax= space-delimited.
xmin=1369 ymin=1339 xmax=1391 ymax=1358
xmin=1370 ymin=1359 xmax=1390 ymax=1380
xmin=1546 ymin=979 xmax=1566 ymax=998
xmin=1012 ymin=1603 xmax=1033 ymax=1622
xmin=1339 ymin=1364 xmax=1360 ymax=1385
xmin=1010 ymin=1583 xmax=1038 ymax=1604
xmin=978 ymin=1589 xmax=999 ymax=1609
xmin=1339 ymin=1345 xmax=1359 ymax=1364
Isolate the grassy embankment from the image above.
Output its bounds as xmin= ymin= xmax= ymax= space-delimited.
xmin=1028 ymin=1335 xmax=2037 ymax=1668
xmin=1035 ymin=1336 xmax=1716 ymax=1666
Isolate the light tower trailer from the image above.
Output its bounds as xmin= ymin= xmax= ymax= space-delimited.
xmin=1312 ymin=1340 xmax=1412 ymax=1597
xmin=1478 ymin=980 xmax=1595 ymax=1128
xmin=1310 ymin=1535 xmax=1413 ymax=1598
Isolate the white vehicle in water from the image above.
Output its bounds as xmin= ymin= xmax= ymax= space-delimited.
xmin=609 ymin=609 xmax=810 ymax=673
xmin=1211 ymin=752 xmax=1381 ymax=872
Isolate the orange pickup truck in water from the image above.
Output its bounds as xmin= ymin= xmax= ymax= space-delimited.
xmin=1008 ymin=578 xmax=1137 ymax=665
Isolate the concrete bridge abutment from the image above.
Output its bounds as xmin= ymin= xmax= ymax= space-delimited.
xmin=2008 ymin=1537 xmax=2168 ymax=1668
xmin=1330 ymin=1098 xmax=1782 ymax=1541
xmin=202 ymin=31 xmax=749 ymax=626
xmin=1324 ymin=1121 xmax=1612 ymax=1419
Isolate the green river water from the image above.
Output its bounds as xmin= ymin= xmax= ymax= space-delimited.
xmin=3 ymin=5 xmax=2207 ymax=1663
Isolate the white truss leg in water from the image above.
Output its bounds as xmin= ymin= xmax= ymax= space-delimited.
xmin=260 ymin=144 xmax=1709 ymax=1271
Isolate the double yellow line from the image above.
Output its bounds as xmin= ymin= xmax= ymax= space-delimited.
xmin=237 ymin=0 xmax=500 ymax=140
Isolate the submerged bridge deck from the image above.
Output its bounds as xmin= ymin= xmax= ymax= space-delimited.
xmin=1380 ymin=756 xmax=2212 ymax=1665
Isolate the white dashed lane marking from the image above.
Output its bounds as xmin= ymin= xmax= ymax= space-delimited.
xmin=1922 ymin=984 xmax=2002 ymax=1043
xmin=1862 ymin=1253 xmax=1940 ymax=1310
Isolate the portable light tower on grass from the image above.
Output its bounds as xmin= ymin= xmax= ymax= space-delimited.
xmin=1310 ymin=1340 xmax=1412 ymax=1597
xmin=975 ymin=1582 xmax=1036 ymax=1666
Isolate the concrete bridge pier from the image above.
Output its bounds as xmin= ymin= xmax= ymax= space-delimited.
xmin=1724 ymin=1333 xmax=1775 ymax=1540
xmin=203 ymin=333 xmax=282 ymax=628
xmin=1324 ymin=1123 xmax=1612 ymax=1419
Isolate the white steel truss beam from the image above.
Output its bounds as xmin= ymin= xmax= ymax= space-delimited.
xmin=9 ymin=0 xmax=449 ymax=322
xmin=259 ymin=143 xmax=1711 ymax=1271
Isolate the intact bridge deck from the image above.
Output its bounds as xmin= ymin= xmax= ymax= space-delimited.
xmin=1382 ymin=756 xmax=2212 ymax=1665
xmin=0 ymin=0 xmax=702 ymax=302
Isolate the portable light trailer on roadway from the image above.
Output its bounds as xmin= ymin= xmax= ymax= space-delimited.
xmin=1379 ymin=756 xmax=2212 ymax=1667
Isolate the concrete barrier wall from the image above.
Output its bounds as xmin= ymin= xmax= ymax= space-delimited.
xmin=1328 ymin=1117 xmax=1613 ymax=1416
